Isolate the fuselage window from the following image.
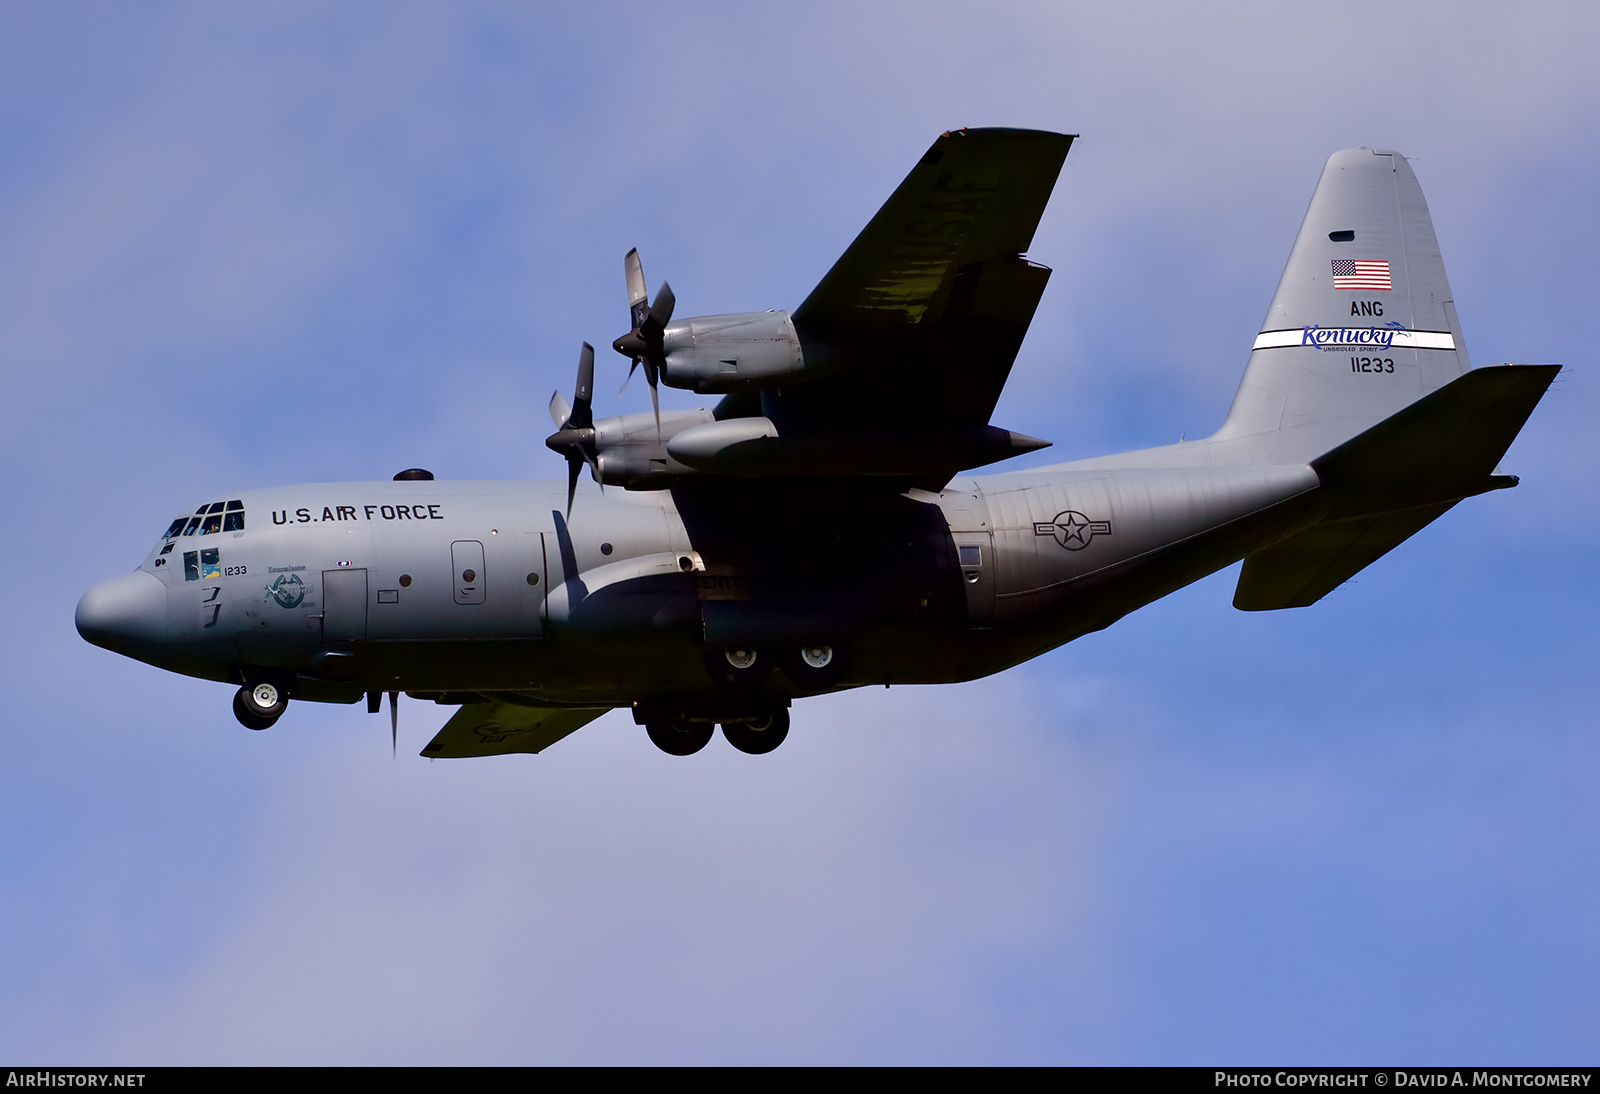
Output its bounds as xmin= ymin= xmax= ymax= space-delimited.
xmin=200 ymin=547 xmax=221 ymax=580
xmin=183 ymin=551 xmax=200 ymax=581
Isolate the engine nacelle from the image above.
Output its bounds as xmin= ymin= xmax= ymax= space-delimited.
xmin=660 ymin=311 xmax=835 ymax=393
xmin=590 ymin=407 xmax=714 ymax=489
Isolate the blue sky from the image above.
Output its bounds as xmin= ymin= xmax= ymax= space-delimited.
xmin=2 ymin=1 xmax=1597 ymax=1064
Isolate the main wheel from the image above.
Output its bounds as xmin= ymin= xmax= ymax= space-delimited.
xmin=782 ymin=643 xmax=847 ymax=691
xmin=722 ymin=708 xmax=790 ymax=755
xmin=233 ymin=681 xmax=286 ymax=730
xmin=702 ymin=646 xmax=770 ymax=689
xmin=646 ymin=718 xmax=715 ymax=756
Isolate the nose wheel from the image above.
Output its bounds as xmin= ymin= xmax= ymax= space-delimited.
xmin=233 ymin=680 xmax=288 ymax=730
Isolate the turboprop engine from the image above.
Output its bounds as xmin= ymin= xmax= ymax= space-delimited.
xmin=657 ymin=310 xmax=838 ymax=393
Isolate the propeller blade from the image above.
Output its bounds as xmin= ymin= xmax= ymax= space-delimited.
xmin=625 ymin=248 xmax=649 ymax=331
xmin=566 ymin=455 xmax=581 ymax=517
xmin=643 ymin=282 xmax=675 ymax=336
xmin=389 ymin=691 xmax=399 ymax=757
xmin=570 ymin=342 xmax=594 ymax=429
xmin=618 ymin=357 xmax=639 ymax=400
xmin=549 ymin=390 xmax=571 ymax=429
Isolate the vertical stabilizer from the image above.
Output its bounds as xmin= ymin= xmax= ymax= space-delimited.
xmin=1212 ymin=149 xmax=1471 ymax=464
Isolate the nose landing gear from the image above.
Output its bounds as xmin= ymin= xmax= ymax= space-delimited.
xmin=233 ymin=680 xmax=288 ymax=730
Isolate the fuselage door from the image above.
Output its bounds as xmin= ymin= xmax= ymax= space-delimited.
xmin=452 ymin=540 xmax=486 ymax=605
xmin=950 ymin=532 xmax=995 ymax=628
xmin=323 ymin=568 xmax=369 ymax=644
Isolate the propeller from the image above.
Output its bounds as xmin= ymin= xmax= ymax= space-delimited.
xmin=389 ymin=690 xmax=399 ymax=757
xmin=545 ymin=342 xmax=602 ymax=516
xmin=612 ymin=248 xmax=675 ymax=433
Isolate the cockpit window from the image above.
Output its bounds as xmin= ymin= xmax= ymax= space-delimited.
xmin=183 ymin=500 xmax=247 ymax=537
xmin=159 ymin=543 xmax=174 ymax=556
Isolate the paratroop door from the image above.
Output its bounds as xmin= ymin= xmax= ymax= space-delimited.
xmin=950 ymin=532 xmax=994 ymax=628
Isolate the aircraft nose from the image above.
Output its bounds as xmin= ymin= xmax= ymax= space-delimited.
xmin=76 ymin=571 xmax=169 ymax=656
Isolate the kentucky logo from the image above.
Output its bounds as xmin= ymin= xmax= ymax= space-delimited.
xmin=1300 ymin=322 xmax=1407 ymax=348
xmin=1034 ymin=510 xmax=1111 ymax=551
xmin=266 ymin=572 xmax=306 ymax=608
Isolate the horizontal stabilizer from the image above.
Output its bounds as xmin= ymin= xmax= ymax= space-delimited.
xmin=1234 ymin=362 xmax=1556 ymax=610
xmin=1312 ymin=363 xmax=1559 ymax=517
xmin=1233 ymin=502 xmax=1455 ymax=610
xmin=420 ymin=701 xmax=609 ymax=758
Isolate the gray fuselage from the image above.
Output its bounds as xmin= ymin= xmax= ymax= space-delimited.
xmin=84 ymin=457 xmax=1319 ymax=711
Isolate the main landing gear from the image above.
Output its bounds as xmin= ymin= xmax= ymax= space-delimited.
xmin=645 ymin=717 xmax=716 ymax=756
xmin=233 ymin=680 xmax=287 ymax=730
xmin=638 ymin=703 xmax=792 ymax=756
xmin=721 ymin=708 xmax=789 ymax=754
xmin=703 ymin=643 xmax=848 ymax=692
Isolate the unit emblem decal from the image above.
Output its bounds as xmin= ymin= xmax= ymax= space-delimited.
xmin=1034 ymin=510 xmax=1111 ymax=551
xmin=266 ymin=572 xmax=306 ymax=608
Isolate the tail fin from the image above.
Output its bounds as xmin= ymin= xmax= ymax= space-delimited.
xmin=1213 ymin=148 xmax=1471 ymax=464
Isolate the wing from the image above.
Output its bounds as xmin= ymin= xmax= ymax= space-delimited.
xmin=765 ymin=129 xmax=1073 ymax=472
xmin=795 ymin=128 xmax=1072 ymax=330
xmin=419 ymin=701 xmax=610 ymax=758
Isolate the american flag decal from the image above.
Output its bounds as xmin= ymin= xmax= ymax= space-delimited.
xmin=1331 ymin=259 xmax=1392 ymax=290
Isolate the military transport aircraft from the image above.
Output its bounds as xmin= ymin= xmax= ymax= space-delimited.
xmin=75 ymin=129 xmax=1556 ymax=759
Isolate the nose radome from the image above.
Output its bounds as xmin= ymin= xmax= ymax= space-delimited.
xmin=76 ymin=571 xmax=168 ymax=656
